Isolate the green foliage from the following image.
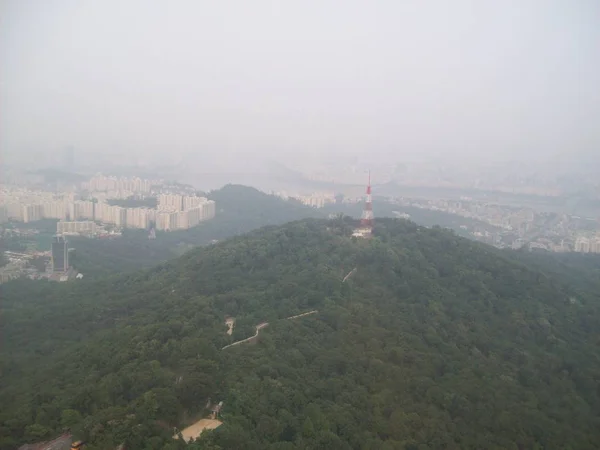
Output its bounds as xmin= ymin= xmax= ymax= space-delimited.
xmin=1 ymin=218 xmax=600 ymax=449
xmin=70 ymin=185 xmax=322 ymax=277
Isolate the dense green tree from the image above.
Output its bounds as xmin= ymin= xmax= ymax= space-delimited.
xmin=1 ymin=218 xmax=600 ymax=449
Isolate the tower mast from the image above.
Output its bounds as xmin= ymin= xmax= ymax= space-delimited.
xmin=360 ymin=170 xmax=373 ymax=232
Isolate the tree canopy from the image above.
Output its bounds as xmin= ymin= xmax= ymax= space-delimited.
xmin=1 ymin=217 xmax=599 ymax=449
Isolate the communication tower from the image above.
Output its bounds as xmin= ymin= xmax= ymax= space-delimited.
xmin=353 ymin=171 xmax=374 ymax=238
xmin=361 ymin=170 xmax=373 ymax=230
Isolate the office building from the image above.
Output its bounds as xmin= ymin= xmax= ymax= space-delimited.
xmin=51 ymin=235 xmax=69 ymax=273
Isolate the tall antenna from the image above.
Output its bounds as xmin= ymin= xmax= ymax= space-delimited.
xmin=360 ymin=170 xmax=373 ymax=231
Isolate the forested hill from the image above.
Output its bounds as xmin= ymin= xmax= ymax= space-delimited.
xmin=2 ymin=218 xmax=600 ymax=449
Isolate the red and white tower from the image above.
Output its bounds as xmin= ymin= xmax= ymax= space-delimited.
xmin=360 ymin=171 xmax=374 ymax=231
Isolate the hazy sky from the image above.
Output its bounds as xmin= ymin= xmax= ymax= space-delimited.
xmin=1 ymin=0 xmax=599 ymax=168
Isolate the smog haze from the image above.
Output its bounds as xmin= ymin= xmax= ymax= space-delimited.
xmin=1 ymin=0 xmax=599 ymax=170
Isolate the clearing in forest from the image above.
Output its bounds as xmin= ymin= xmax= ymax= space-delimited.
xmin=174 ymin=419 xmax=222 ymax=442
xmin=225 ymin=317 xmax=235 ymax=335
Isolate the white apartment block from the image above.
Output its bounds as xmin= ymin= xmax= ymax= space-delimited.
xmin=4 ymin=203 xmax=23 ymax=220
xmin=201 ymin=200 xmax=216 ymax=220
xmin=69 ymin=201 xmax=95 ymax=220
xmin=94 ymin=202 xmax=126 ymax=227
xmin=155 ymin=200 xmax=216 ymax=231
xmin=86 ymin=175 xmax=152 ymax=193
xmin=114 ymin=207 xmax=127 ymax=228
xmin=57 ymin=220 xmax=97 ymax=234
xmin=126 ymin=207 xmax=155 ymax=229
xmin=292 ymin=193 xmax=336 ymax=208
xmin=156 ymin=211 xmax=178 ymax=231
xmin=1 ymin=186 xmax=215 ymax=231
xmin=43 ymin=201 xmax=68 ymax=220
xmin=184 ymin=195 xmax=204 ymax=210
xmin=22 ymin=204 xmax=44 ymax=222
xmin=95 ymin=202 xmax=114 ymax=223
xmin=158 ymin=194 xmax=184 ymax=211
xmin=575 ymin=237 xmax=600 ymax=254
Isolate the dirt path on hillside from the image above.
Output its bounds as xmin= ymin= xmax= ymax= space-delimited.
xmin=285 ymin=310 xmax=318 ymax=320
xmin=222 ymin=310 xmax=318 ymax=350
xmin=342 ymin=268 xmax=357 ymax=282
xmin=222 ymin=322 xmax=268 ymax=349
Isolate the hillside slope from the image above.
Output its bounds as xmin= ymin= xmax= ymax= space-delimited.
xmin=68 ymin=184 xmax=323 ymax=277
xmin=1 ymin=218 xmax=599 ymax=449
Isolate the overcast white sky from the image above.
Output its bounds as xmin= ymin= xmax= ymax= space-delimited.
xmin=1 ymin=0 xmax=599 ymax=168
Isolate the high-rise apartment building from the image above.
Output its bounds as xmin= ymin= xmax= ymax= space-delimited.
xmin=5 ymin=203 xmax=23 ymax=221
xmin=86 ymin=174 xmax=152 ymax=193
xmin=200 ymin=200 xmax=216 ymax=220
xmin=69 ymin=201 xmax=95 ymax=220
xmin=114 ymin=207 xmax=127 ymax=228
xmin=156 ymin=211 xmax=179 ymax=231
xmin=183 ymin=196 xmax=203 ymax=211
xmin=22 ymin=204 xmax=44 ymax=223
xmin=575 ymin=237 xmax=591 ymax=253
xmin=158 ymin=194 xmax=184 ymax=211
xmin=43 ymin=201 xmax=68 ymax=220
xmin=126 ymin=207 xmax=154 ymax=229
xmin=51 ymin=235 xmax=69 ymax=273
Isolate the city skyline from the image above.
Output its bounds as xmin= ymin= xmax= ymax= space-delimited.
xmin=0 ymin=174 xmax=217 ymax=231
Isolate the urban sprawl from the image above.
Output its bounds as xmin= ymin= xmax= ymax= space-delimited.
xmin=1 ymin=174 xmax=216 ymax=233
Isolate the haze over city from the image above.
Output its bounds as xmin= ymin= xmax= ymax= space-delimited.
xmin=3 ymin=3 xmax=600 ymax=449
xmin=2 ymin=0 xmax=599 ymax=172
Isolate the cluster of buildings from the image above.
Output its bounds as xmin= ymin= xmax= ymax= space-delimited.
xmin=83 ymin=174 xmax=155 ymax=193
xmin=0 ymin=236 xmax=72 ymax=284
xmin=293 ymin=193 xmax=336 ymax=208
xmin=82 ymin=174 xmax=166 ymax=203
xmin=57 ymin=220 xmax=97 ymax=235
xmin=392 ymin=196 xmax=600 ymax=253
xmin=272 ymin=190 xmax=348 ymax=208
xmin=574 ymin=236 xmax=600 ymax=254
xmin=50 ymin=195 xmax=216 ymax=233
xmin=154 ymin=194 xmax=216 ymax=231
xmin=0 ymin=187 xmax=74 ymax=223
xmin=0 ymin=258 xmax=32 ymax=283
xmin=1 ymin=184 xmax=216 ymax=233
